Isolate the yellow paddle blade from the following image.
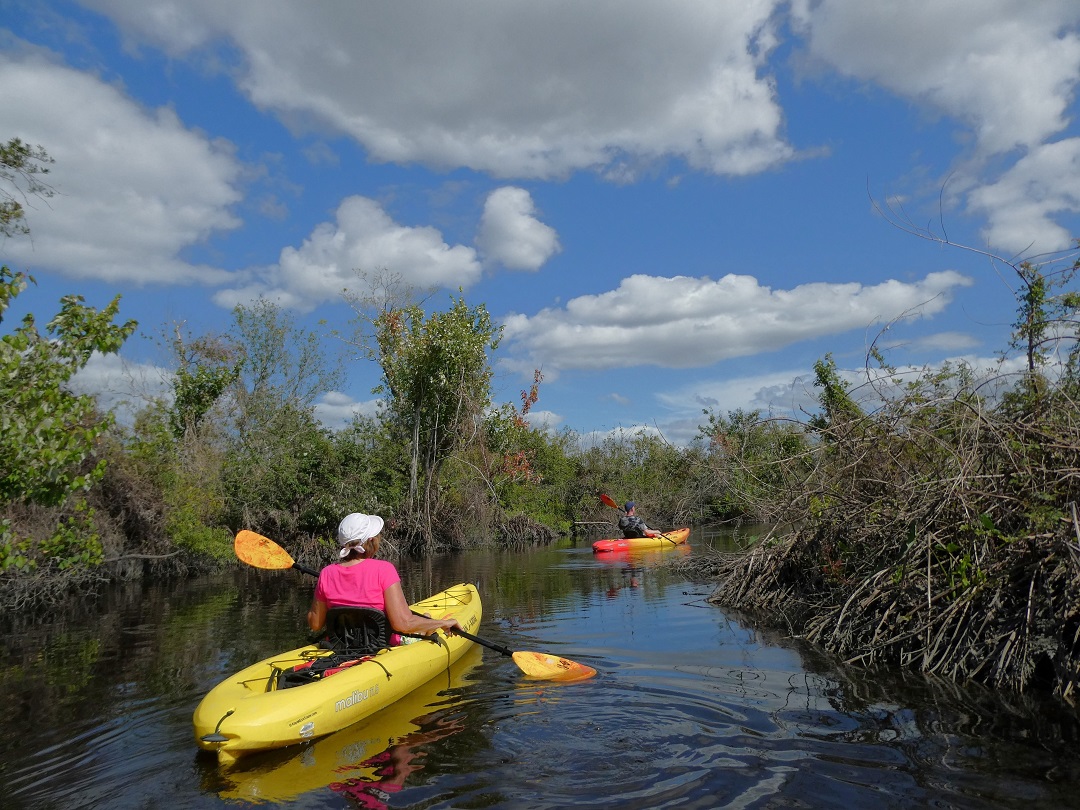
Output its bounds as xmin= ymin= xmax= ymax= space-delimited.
xmin=511 ymin=651 xmax=597 ymax=682
xmin=234 ymin=530 xmax=296 ymax=570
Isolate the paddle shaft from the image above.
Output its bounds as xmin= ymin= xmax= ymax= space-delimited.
xmin=447 ymin=625 xmax=514 ymax=658
xmin=408 ymin=609 xmax=513 ymax=656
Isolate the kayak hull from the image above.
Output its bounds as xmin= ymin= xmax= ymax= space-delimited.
xmin=193 ymin=582 xmax=481 ymax=766
xmin=592 ymin=527 xmax=690 ymax=553
xmin=215 ymin=646 xmax=483 ymax=802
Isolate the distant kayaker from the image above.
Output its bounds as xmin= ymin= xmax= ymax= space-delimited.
xmin=307 ymin=512 xmax=462 ymax=642
xmin=618 ymin=501 xmax=662 ymax=539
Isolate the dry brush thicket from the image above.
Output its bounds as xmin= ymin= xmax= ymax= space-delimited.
xmin=678 ymin=369 xmax=1080 ymax=701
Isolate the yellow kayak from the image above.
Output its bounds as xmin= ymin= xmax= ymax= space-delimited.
xmin=193 ymin=582 xmax=481 ymax=766
xmin=591 ymin=527 xmax=690 ymax=553
xmin=214 ymin=645 xmax=483 ymax=802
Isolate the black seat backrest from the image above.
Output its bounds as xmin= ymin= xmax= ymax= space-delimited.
xmin=323 ymin=606 xmax=391 ymax=656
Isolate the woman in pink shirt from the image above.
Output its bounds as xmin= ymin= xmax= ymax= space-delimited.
xmin=306 ymin=512 xmax=461 ymax=642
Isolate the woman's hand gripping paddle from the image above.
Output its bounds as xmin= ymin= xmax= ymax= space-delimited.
xmin=233 ymin=530 xmax=597 ymax=683
xmin=598 ymin=494 xmax=679 ymax=546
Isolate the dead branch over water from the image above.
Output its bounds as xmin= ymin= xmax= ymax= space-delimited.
xmin=676 ymin=374 xmax=1080 ymax=702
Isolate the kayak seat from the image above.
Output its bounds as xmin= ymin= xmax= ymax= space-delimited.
xmin=274 ymin=607 xmax=393 ymax=690
xmin=275 ymin=653 xmax=364 ymax=690
xmin=322 ymin=606 xmax=391 ymax=657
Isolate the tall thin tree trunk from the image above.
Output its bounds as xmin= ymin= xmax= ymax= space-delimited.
xmin=409 ymin=402 xmax=421 ymax=511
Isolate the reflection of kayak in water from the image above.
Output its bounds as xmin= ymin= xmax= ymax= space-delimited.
xmin=591 ymin=527 xmax=690 ymax=553
xmin=211 ymin=645 xmax=482 ymax=804
xmin=593 ymin=543 xmax=693 ymax=568
xmin=193 ymin=583 xmax=481 ymax=766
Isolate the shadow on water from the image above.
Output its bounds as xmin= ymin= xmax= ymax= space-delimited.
xmin=2 ymin=524 xmax=1080 ymax=808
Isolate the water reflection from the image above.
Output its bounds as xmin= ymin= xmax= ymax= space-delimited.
xmin=592 ymin=543 xmax=694 ymax=569
xmin=590 ymin=544 xmax=691 ymax=599
xmin=328 ymin=713 xmax=464 ymax=809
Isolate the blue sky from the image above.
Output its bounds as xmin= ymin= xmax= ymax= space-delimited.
xmin=3 ymin=1 xmax=1080 ymax=445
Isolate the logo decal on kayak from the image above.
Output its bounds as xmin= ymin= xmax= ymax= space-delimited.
xmin=335 ymin=684 xmax=379 ymax=712
xmin=299 ymin=721 xmax=315 ymax=739
xmin=289 ymin=711 xmax=316 ymax=728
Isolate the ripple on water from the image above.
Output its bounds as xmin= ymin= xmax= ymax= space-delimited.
xmin=434 ymin=670 xmax=990 ymax=810
xmin=6 ymin=699 xmax=199 ymax=809
xmin=417 ymin=590 xmax=1061 ymax=810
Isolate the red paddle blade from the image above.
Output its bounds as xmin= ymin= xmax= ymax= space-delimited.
xmin=599 ymin=494 xmax=620 ymax=510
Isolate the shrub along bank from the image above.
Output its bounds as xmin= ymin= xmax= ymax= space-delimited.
xmin=675 ymin=246 xmax=1080 ymax=702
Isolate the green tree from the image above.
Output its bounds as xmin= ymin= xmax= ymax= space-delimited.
xmin=1003 ymin=251 xmax=1080 ymax=412
xmin=808 ymin=353 xmax=863 ymax=433
xmin=484 ymin=409 xmax=579 ymax=533
xmin=576 ymin=428 xmax=693 ymax=529
xmin=695 ymin=407 xmax=807 ymax=521
xmin=0 ymin=267 xmax=137 ymax=570
xmin=472 ymin=371 xmax=579 ymax=539
xmin=219 ymin=299 xmax=342 ymax=539
xmin=168 ymin=326 xmax=242 ymax=440
xmin=1 ymin=138 xmax=53 ymax=238
xmin=110 ymin=323 xmax=242 ymax=562
xmin=1008 ymin=251 xmax=1080 ymax=372
xmin=367 ymin=293 xmax=501 ymax=547
xmin=230 ymin=299 xmax=339 ymax=422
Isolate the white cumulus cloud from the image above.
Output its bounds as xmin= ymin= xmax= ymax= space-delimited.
xmin=80 ymin=0 xmax=793 ymax=180
xmin=213 ymin=195 xmax=483 ymax=311
xmin=502 ymin=271 xmax=973 ymax=372
xmin=477 ymin=187 xmax=561 ymax=271
xmin=789 ymin=0 xmax=1080 ymax=255
xmin=967 ymin=138 xmax=1080 ymax=254
xmin=0 ymin=51 xmax=242 ymax=285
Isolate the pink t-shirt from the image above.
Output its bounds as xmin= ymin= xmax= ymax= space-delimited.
xmin=315 ymin=559 xmax=401 ymax=611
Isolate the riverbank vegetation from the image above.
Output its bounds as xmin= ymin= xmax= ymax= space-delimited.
xmin=675 ymin=242 xmax=1080 ymax=701
xmin=0 ymin=142 xmax=793 ymax=606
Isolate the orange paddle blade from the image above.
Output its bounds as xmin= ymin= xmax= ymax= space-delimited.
xmin=511 ymin=651 xmax=597 ymax=682
xmin=599 ymin=493 xmax=620 ymax=510
xmin=234 ymin=530 xmax=296 ymax=570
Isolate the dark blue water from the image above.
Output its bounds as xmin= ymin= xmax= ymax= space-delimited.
xmin=2 ymin=529 xmax=1079 ymax=808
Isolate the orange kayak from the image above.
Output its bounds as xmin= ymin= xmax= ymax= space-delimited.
xmin=591 ymin=527 xmax=690 ymax=553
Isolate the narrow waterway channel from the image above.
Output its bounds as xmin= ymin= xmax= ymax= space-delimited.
xmin=2 ymin=527 xmax=1079 ymax=809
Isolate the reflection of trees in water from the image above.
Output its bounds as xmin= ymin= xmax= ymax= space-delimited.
xmin=0 ymin=569 xmax=308 ymax=765
xmin=782 ymin=639 xmax=1080 ymax=782
xmin=703 ymin=602 xmax=1080 ymax=784
xmin=848 ymin=667 xmax=1080 ymax=744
